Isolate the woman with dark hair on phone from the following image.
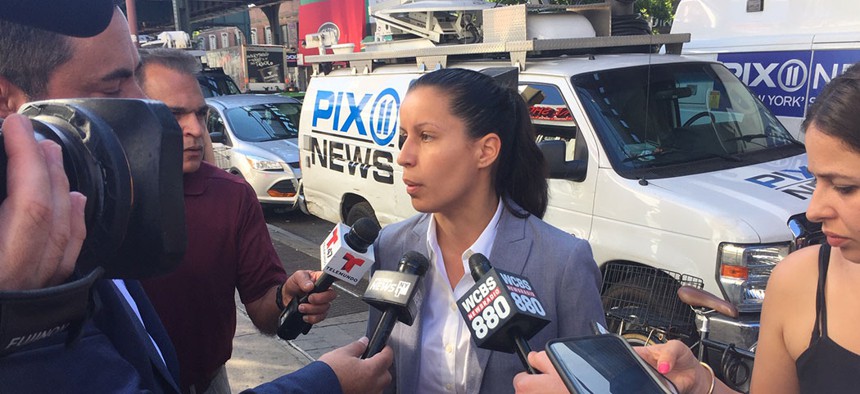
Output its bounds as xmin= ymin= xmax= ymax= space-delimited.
xmin=367 ymin=68 xmax=605 ymax=393
xmin=515 ymin=62 xmax=860 ymax=394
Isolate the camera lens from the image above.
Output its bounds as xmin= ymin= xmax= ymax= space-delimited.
xmin=0 ymin=99 xmax=186 ymax=278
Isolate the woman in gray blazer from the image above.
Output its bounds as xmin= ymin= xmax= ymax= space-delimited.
xmin=366 ymin=68 xmax=605 ymax=394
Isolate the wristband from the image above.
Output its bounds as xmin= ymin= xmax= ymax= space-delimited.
xmin=700 ymin=361 xmax=716 ymax=394
xmin=275 ymin=284 xmax=286 ymax=311
xmin=0 ymin=268 xmax=102 ymax=357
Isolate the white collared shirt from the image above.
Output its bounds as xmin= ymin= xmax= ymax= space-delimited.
xmin=415 ymin=200 xmax=503 ymax=394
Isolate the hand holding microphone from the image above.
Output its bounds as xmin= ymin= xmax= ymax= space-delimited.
xmin=361 ymin=251 xmax=430 ymax=359
xmin=457 ymin=253 xmax=550 ymax=374
xmin=278 ymin=218 xmax=380 ymax=340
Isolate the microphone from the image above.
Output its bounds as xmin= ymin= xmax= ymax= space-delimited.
xmin=361 ymin=251 xmax=430 ymax=359
xmin=277 ymin=218 xmax=380 ymax=340
xmin=457 ymin=253 xmax=550 ymax=374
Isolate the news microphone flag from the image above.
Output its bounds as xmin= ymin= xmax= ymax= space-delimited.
xmin=361 ymin=251 xmax=429 ymax=359
xmin=319 ymin=222 xmax=376 ymax=285
xmin=458 ymin=253 xmax=550 ymax=373
xmin=278 ymin=218 xmax=379 ymax=340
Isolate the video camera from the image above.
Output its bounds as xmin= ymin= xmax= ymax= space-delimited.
xmin=0 ymin=98 xmax=186 ymax=279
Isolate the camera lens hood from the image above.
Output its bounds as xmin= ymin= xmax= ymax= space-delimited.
xmin=0 ymin=99 xmax=187 ymax=278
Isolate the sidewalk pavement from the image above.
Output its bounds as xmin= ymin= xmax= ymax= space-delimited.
xmin=227 ymin=302 xmax=368 ymax=392
xmin=226 ymin=225 xmax=369 ymax=393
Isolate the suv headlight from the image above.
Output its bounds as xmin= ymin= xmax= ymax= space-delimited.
xmin=718 ymin=242 xmax=791 ymax=312
xmin=246 ymin=155 xmax=286 ymax=172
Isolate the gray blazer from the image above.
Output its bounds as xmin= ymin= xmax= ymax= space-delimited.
xmin=367 ymin=202 xmax=605 ymax=394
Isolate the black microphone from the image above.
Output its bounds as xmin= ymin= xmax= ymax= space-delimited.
xmin=278 ymin=218 xmax=380 ymax=340
xmin=457 ymin=253 xmax=550 ymax=374
xmin=361 ymin=251 xmax=430 ymax=359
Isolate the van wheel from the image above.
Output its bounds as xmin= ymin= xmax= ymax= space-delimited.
xmin=346 ymin=202 xmax=379 ymax=228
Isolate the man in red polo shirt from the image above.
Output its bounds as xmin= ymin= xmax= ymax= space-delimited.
xmin=137 ymin=48 xmax=337 ymax=394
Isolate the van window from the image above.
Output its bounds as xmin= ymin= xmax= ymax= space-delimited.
xmin=522 ymin=83 xmax=580 ymax=161
xmin=573 ymin=63 xmax=803 ymax=179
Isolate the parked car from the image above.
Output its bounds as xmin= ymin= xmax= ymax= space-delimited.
xmin=198 ymin=67 xmax=241 ymax=97
xmin=205 ymin=94 xmax=302 ymax=210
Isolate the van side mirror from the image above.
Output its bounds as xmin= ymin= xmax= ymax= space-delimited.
xmin=539 ymin=140 xmax=587 ymax=182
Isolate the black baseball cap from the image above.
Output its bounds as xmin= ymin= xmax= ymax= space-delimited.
xmin=0 ymin=0 xmax=116 ymax=37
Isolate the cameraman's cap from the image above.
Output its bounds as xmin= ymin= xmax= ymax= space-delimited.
xmin=0 ymin=0 xmax=116 ymax=37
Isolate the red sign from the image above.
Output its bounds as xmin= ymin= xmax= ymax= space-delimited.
xmin=298 ymin=0 xmax=366 ymax=57
xmin=529 ymin=104 xmax=573 ymax=121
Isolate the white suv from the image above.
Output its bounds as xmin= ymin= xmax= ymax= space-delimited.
xmin=206 ymin=94 xmax=302 ymax=210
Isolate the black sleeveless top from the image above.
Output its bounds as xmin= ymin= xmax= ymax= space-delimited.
xmin=795 ymin=244 xmax=860 ymax=393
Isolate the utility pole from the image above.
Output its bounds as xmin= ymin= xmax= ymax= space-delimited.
xmin=126 ymin=0 xmax=139 ymax=46
xmin=173 ymin=0 xmax=191 ymax=33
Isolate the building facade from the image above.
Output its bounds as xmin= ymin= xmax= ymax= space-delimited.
xmin=197 ymin=1 xmax=299 ymax=51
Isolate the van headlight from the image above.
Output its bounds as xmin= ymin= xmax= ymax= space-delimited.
xmin=246 ymin=155 xmax=285 ymax=172
xmin=718 ymin=242 xmax=791 ymax=312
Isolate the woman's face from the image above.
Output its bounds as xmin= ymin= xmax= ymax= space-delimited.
xmin=396 ymin=86 xmax=489 ymax=214
xmin=805 ymin=124 xmax=860 ymax=262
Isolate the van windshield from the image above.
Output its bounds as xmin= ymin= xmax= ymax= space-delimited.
xmin=225 ymin=103 xmax=301 ymax=142
xmin=573 ymin=63 xmax=805 ymax=179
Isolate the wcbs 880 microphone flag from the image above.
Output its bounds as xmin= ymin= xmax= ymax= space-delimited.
xmin=458 ymin=253 xmax=550 ymax=373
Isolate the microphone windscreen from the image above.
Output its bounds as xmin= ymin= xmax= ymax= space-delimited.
xmin=346 ymin=217 xmax=381 ymax=252
xmin=398 ymin=251 xmax=430 ymax=276
xmin=468 ymin=253 xmax=493 ymax=281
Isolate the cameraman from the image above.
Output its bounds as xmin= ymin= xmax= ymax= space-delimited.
xmin=0 ymin=2 xmax=392 ymax=393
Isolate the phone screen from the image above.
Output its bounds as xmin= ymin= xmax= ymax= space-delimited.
xmin=547 ymin=335 xmax=677 ymax=394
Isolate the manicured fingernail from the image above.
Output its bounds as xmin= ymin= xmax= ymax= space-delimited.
xmin=658 ymin=362 xmax=670 ymax=374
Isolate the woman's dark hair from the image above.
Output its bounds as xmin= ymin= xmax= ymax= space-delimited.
xmin=802 ymin=62 xmax=860 ymax=153
xmin=408 ymin=68 xmax=548 ymax=218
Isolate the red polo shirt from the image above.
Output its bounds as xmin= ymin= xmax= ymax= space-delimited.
xmin=142 ymin=162 xmax=288 ymax=391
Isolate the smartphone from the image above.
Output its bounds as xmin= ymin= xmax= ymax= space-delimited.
xmin=546 ymin=334 xmax=678 ymax=394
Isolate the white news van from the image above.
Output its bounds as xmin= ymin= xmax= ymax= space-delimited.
xmin=671 ymin=0 xmax=860 ymax=140
xmin=298 ymin=1 xmax=819 ymax=350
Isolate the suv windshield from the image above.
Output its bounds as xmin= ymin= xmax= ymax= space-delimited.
xmin=224 ymin=102 xmax=301 ymax=142
xmin=573 ymin=63 xmax=805 ymax=179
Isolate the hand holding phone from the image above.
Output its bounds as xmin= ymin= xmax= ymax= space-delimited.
xmin=511 ymin=351 xmax=573 ymax=394
xmin=546 ymin=334 xmax=679 ymax=394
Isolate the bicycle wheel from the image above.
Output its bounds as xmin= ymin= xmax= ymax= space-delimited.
xmin=601 ymin=273 xmax=698 ymax=339
xmin=621 ymin=329 xmax=667 ymax=347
